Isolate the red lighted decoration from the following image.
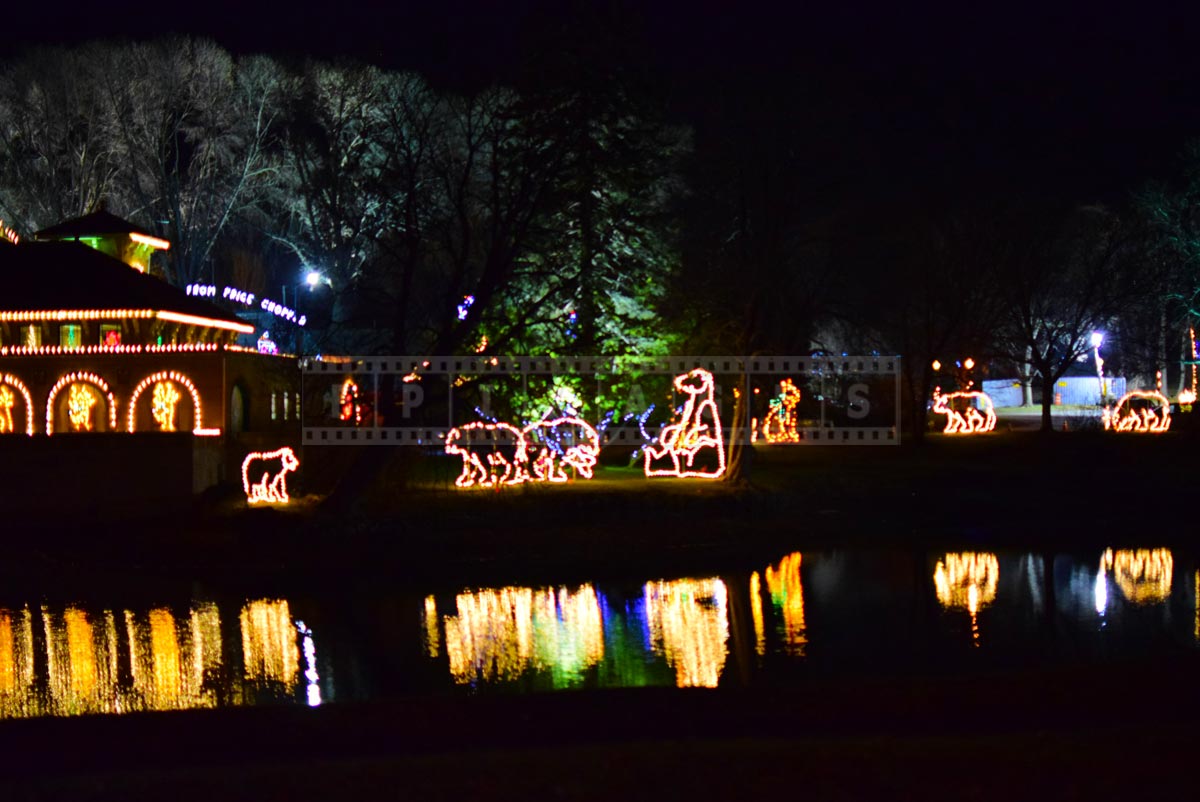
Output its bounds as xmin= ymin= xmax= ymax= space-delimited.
xmin=242 ymin=447 xmax=300 ymax=504
xmin=444 ymin=422 xmax=530 ymax=488
xmin=932 ymin=390 xmax=997 ymax=434
xmin=644 ymin=368 xmax=726 ymax=479
xmin=1103 ymin=390 xmax=1171 ymax=433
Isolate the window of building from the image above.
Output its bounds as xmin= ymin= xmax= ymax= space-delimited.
xmin=270 ymin=392 xmax=277 ymax=421
xmin=20 ymin=325 xmax=41 ymax=348
xmin=282 ymin=392 xmax=289 ymax=420
xmin=100 ymin=325 xmax=122 ymax=346
xmin=294 ymin=393 xmax=300 ymax=420
xmin=60 ymin=324 xmax=82 ymax=348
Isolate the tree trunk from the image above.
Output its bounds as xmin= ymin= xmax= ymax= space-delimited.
xmin=1021 ymin=345 xmax=1034 ymax=406
xmin=1157 ymin=305 xmax=1168 ymax=393
xmin=1040 ymin=374 xmax=1054 ymax=432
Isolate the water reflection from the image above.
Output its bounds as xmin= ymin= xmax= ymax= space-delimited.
xmin=764 ymin=553 xmax=807 ymax=657
xmin=0 ymin=598 xmax=312 ymax=719
xmin=1100 ymin=548 xmax=1173 ymax=606
xmin=644 ymin=578 xmax=728 ymax=688
xmin=428 ymin=585 xmax=605 ymax=687
xmin=934 ymin=552 xmax=999 ymax=646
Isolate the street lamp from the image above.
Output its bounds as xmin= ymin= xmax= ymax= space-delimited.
xmin=1091 ymin=332 xmax=1106 ymax=404
xmin=305 ymin=270 xmax=322 ymax=289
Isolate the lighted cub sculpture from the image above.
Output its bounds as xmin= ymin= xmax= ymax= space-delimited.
xmin=523 ymin=417 xmax=601 ymax=483
xmin=644 ymin=368 xmax=726 ymax=479
xmin=932 ymin=390 xmax=997 ymax=434
xmin=1102 ymin=390 xmax=1171 ymax=433
xmin=242 ymin=447 xmax=300 ymax=504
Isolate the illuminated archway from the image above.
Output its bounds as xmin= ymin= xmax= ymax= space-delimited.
xmin=0 ymin=373 xmax=34 ymax=435
xmin=127 ymin=371 xmax=205 ymax=433
xmin=46 ymin=372 xmax=117 ymax=434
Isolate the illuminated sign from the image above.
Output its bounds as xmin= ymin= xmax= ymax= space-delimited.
xmin=644 ymin=368 xmax=727 ymax=479
xmin=185 ymin=284 xmax=307 ymax=326
xmin=1103 ymin=390 xmax=1171 ymax=432
xmin=242 ymin=447 xmax=300 ymax=504
xmin=932 ymin=390 xmax=997 ymax=434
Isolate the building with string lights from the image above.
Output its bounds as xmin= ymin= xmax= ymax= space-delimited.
xmin=0 ymin=211 xmax=299 ymax=513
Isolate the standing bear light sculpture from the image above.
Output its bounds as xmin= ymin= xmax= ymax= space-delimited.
xmin=932 ymin=390 xmax=997 ymax=434
xmin=644 ymin=368 xmax=726 ymax=479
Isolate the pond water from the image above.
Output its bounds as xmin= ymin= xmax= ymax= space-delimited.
xmin=0 ymin=545 xmax=1195 ymax=718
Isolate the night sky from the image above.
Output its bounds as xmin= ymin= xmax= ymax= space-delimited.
xmin=10 ymin=0 xmax=1200 ymax=204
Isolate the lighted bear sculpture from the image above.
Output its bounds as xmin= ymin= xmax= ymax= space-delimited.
xmin=1102 ymin=390 xmax=1171 ymax=433
xmin=444 ymin=418 xmax=601 ymax=488
xmin=242 ymin=447 xmax=300 ymax=504
xmin=932 ymin=390 xmax=997 ymax=434
xmin=644 ymin=368 xmax=726 ymax=479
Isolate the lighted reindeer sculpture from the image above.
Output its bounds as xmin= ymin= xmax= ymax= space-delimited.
xmin=932 ymin=390 xmax=997 ymax=434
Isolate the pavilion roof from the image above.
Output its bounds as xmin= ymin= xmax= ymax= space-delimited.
xmin=33 ymin=210 xmax=159 ymax=241
xmin=0 ymin=241 xmax=250 ymax=331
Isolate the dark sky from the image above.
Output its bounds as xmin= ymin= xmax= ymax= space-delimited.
xmin=11 ymin=0 xmax=1200 ymax=203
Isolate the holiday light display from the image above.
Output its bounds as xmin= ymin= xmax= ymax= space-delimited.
xmin=644 ymin=368 xmax=726 ymax=479
xmin=46 ymin=372 xmax=117 ymax=434
xmin=1100 ymin=548 xmax=1173 ymax=605
xmin=0 ymin=374 xmax=33 ymax=435
xmin=1102 ymin=390 xmax=1171 ymax=433
xmin=931 ymin=390 xmax=997 ymax=434
xmin=523 ymin=417 xmax=600 ymax=482
xmin=749 ymin=571 xmax=765 ymax=657
xmin=934 ymin=552 xmax=999 ymax=646
xmin=444 ymin=416 xmax=601 ymax=488
xmin=339 ymin=377 xmax=361 ymax=424
xmin=150 ymin=382 xmax=180 ymax=431
xmin=761 ymin=379 xmax=801 ymax=443
xmin=242 ymin=447 xmax=300 ymax=504
xmin=444 ymin=422 xmax=530 ymax=488
xmin=67 ymin=384 xmax=98 ymax=431
xmin=126 ymin=371 xmax=204 ymax=433
xmin=643 ymin=577 xmax=729 ymax=688
xmin=0 ymin=308 xmax=252 ymax=334
xmin=0 ymin=386 xmax=11 ymax=434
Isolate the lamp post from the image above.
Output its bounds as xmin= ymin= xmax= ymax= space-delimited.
xmin=1091 ymin=332 xmax=1106 ymax=405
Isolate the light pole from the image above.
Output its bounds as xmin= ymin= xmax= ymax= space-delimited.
xmin=1091 ymin=332 xmax=1106 ymax=405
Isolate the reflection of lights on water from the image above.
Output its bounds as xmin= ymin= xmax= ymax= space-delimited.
xmin=423 ymin=596 xmax=440 ymax=658
xmin=1094 ymin=571 xmax=1108 ymax=617
xmin=297 ymin=621 xmax=321 ymax=707
xmin=436 ymin=586 xmax=604 ymax=685
xmin=240 ymin=600 xmax=300 ymax=689
xmin=1101 ymin=548 xmax=1173 ymax=606
xmin=643 ymin=578 xmax=729 ymax=688
xmin=934 ymin=552 xmax=998 ymax=647
xmin=749 ymin=572 xmax=765 ymax=657
xmin=764 ymin=553 xmax=807 ymax=656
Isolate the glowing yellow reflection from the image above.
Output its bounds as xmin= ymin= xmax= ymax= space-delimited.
xmin=764 ymin=552 xmax=807 ymax=656
xmin=0 ymin=609 xmax=34 ymax=709
xmin=440 ymin=585 xmax=604 ymax=685
xmin=240 ymin=600 xmax=300 ymax=689
xmin=934 ymin=552 xmax=998 ymax=646
xmin=643 ymin=578 xmax=729 ymax=688
xmin=1101 ymin=548 xmax=1173 ymax=605
xmin=423 ymin=595 xmax=440 ymax=658
xmin=125 ymin=604 xmax=222 ymax=711
xmin=749 ymin=571 xmax=765 ymax=657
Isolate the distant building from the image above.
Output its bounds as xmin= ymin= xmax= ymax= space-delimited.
xmin=0 ymin=213 xmax=299 ymax=514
